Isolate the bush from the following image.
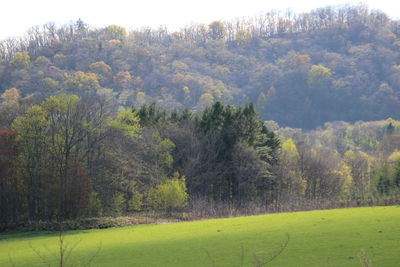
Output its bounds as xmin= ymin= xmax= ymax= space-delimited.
xmin=146 ymin=172 xmax=188 ymax=212
xmin=110 ymin=192 xmax=126 ymax=216
xmin=0 ymin=217 xmax=148 ymax=232
xmin=128 ymin=193 xmax=143 ymax=212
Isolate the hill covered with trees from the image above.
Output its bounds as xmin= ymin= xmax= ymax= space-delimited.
xmin=2 ymin=4 xmax=400 ymax=230
xmin=1 ymin=4 xmax=400 ymax=128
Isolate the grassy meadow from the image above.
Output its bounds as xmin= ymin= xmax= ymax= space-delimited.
xmin=1 ymin=206 xmax=399 ymax=266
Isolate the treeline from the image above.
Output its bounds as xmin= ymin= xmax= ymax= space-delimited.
xmin=266 ymin=119 xmax=400 ymax=205
xmin=2 ymin=90 xmax=400 ymax=229
xmin=0 ymin=91 xmax=280 ymax=228
xmin=1 ymin=4 xmax=400 ymax=128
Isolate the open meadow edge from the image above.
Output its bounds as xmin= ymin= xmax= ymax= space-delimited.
xmin=1 ymin=206 xmax=399 ymax=267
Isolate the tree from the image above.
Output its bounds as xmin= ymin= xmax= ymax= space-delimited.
xmin=11 ymin=94 xmax=114 ymax=221
xmin=40 ymin=77 xmax=60 ymax=92
xmin=10 ymin=52 xmax=30 ymax=69
xmin=308 ymin=65 xmax=332 ymax=87
xmin=235 ymin=29 xmax=252 ymax=46
xmin=113 ymin=71 xmax=132 ymax=90
xmin=63 ymin=71 xmax=100 ymax=91
xmin=0 ymin=88 xmax=20 ymax=127
xmin=89 ymin=61 xmax=112 ymax=76
xmin=297 ymin=144 xmax=345 ymax=199
xmin=109 ymin=108 xmax=141 ymax=138
xmin=12 ymin=105 xmax=49 ymax=221
xmin=343 ymin=150 xmax=371 ymax=199
xmin=1 ymin=87 xmax=20 ymax=107
xmin=135 ymin=91 xmax=146 ymax=107
xmin=0 ymin=129 xmax=20 ymax=226
xmin=106 ymin=25 xmax=127 ymax=40
xmin=89 ymin=61 xmax=112 ymax=86
xmin=377 ymin=169 xmax=391 ymax=195
xmin=110 ymin=192 xmax=126 ymax=216
xmin=231 ymin=142 xmax=270 ymax=204
xmin=208 ymin=21 xmax=226 ymax=40
xmin=392 ymin=160 xmax=400 ymax=188
xmin=273 ymin=138 xmax=304 ymax=201
xmin=197 ymin=93 xmax=214 ymax=111
xmin=155 ymin=135 xmax=176 ymax=173
xmin=197 ymin=102 xmax=279 ymax=203
xmin=128 ymin=193 xmax=143 ymax=212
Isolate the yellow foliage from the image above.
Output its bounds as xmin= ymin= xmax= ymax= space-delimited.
xmin=182 ymin=86 xmax=190 ymax=94
xmin=135 ymin=91 xmax=146 ymax=107
xmin=308 ymin=65 xmax=332 ymax=87
xmin=114 ymin=71 xmax=132 ymax=89
xmin=10 ymin=52 xmax=30 ymax=69
xmin=208 ymin=21 xmax=226 ymax=40
xmin=109 ymin=109 xmax=141 ymax=138
xmin=388 ymin=150 xmax=400 ymax=163
xmin=146 ymin=172 xmax=188 ymax=211
xmin=339 ymin=163 xmax=353 ymax=195
xmin=41 ymin=78 xmax=59 ymax=92
xmin=343 ymin=150 xmax=356 ymax=162
xmin=108 ymin=39 xmax=121 ymax=46
xmin=235 ymin=29 xmax=252 ymax=46
xmin=199 ymin=93 xmax=214 ymax=105
xmin=64 ymin=71 xmax=100 ymax=90
xmin=107 ymin=25 xmax=127 ymax=40
xmin=89 ymin=61 xmax=112 ymax=76
xmin=172 ymin=73 xmax=188 ymax=84
xmin=282 ymin=138 xmax=299 ymax=159
xmin=213 ymin=88 xmax=222 ymax=99
xmin=1 ymin=88 xmax=20 ymax=107
xmin=172 ymin=60 xmax=188 ymax=72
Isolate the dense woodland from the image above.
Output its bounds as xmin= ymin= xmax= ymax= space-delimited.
xmin=1 ymin=5 xmax=400 ymax=229
xmin=1 ymin=91 xmax=400 ymax=229
xmin=0 ymin=93 xmax=281 ymax=227
xmin=0 ymin=5 xmax=400 ymax=128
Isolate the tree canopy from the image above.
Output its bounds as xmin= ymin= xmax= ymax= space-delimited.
xmin=1 ymin=4 xmax=400 ymax=128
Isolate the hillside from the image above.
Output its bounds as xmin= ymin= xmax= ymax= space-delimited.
xmin=1 ymin=206 xmax=399 ymax=266
xmin=1 ymin=4 xmax=400 ymax=128
xmin=2 ymin=4 xmax=400 ymax=232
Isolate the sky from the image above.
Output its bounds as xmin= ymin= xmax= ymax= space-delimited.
xmin=1 ymin=0 xmax=400 ymax=40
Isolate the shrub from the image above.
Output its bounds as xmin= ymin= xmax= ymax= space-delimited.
xmin=128 ymin=193 xmax=143 ymax=212
xmin=110 ymin=192 xmax=126 ymax=216
xmin=146 ymin=172 xmax=188 ymax=212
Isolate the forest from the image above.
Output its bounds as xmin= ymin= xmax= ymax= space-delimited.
xmin=1 ymin=4 xmax=400 ymax=230
xmin=0 ymin=5 xmax=399 ymax=128
xmin=1 ymin=91 xmax=400 ymax=230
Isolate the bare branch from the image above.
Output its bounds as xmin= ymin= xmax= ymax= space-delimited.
xmin=29 ymin=241 xmax=52 ymax=267
xmin=204 ymin=248 xmax=216 ymax=267
xmin=253 ymin=233 xmax=290 ymax=266
xmin=359 ymin=249 xmax=373 ymax=267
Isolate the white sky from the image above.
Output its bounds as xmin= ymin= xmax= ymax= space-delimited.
xmin=1 ymin=0 xmax=400 ymax=40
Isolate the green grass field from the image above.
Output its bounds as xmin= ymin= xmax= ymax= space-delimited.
xmin=1 ymin=206 xmax=399 ymax=266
